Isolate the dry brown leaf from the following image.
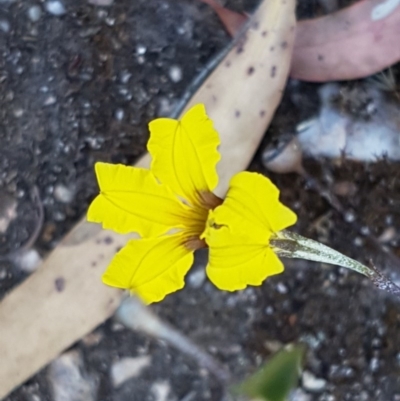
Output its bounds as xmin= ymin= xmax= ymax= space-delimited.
xmin=202 ymin=0 xmax=400 ymax=82
xmin=0 ymin=0 xmax=295 ymax=397
xmin=292 ymin=0 xmax=400 ymax=81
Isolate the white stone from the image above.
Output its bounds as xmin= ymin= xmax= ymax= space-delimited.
xmin=54 ymin=184 xmax=74 ymax=203
xmin=302 ymin=370 xmax=327 ymax=392
xmin=49 ymin=350 xmax=96 ymax=401
xmin=45 ymin=1 xmax=66 ymax=16
xmin=151 ymin=381 xmax=171 ymax=401
xmin=14 ymin=249 xmax=42 ymax=273
xmin=169 ymin=65 xmax=182 ymax=83
xmin=28 ymin=5 xmax=42 ymax=22
xmin=187 ymin=268 xmax=206 ymax=288
xmin=289 ymin=388 xmax=312 ymax=401
xmin=0 ymin=20 xmax=10 ymax=32
xmin=88 ymin=0 xmax=114 ymax=5
xmin=111 ymin=355 xmax=151 ymax=388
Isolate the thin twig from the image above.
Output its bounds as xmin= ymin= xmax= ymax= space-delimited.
xmin=116 ymin=295 xmax=232 ymax=385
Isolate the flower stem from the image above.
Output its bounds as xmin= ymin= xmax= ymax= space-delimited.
xmin=271 ymin=230 xmax=400 ymax=297
xmin=116 ymin=295 xmax=231 ymax=384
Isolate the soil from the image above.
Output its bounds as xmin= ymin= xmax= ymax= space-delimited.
xmin=1 ymin=0 xmax=400 ymax=401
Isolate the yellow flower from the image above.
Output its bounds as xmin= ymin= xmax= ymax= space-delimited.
xmin=203 ymin=171 xmax=297 ymax=291
xmin=87 ymin=104 xmax=221 ymax=303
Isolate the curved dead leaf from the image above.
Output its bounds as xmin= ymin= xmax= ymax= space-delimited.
xmin=292 ymin=0 xmax=400 ymax=81
xmin=202 ymin=0 xmax=400 ymax=82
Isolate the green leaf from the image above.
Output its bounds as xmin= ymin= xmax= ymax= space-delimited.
xmin=234 ymin=344 xmax=305 ymax=401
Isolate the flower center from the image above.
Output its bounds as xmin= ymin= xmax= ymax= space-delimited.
xmin=197 ymin=191 xmax=223 ymax=210
xmin=184 ymin=236 xmax=207 ymax=251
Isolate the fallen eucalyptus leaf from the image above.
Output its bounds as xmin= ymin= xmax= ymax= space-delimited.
xmin=200 ymin=0 xmax=400 ymax=82
xmin=292 ymin=0 xmax=400 ymax=81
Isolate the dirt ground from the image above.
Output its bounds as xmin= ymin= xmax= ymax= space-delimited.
xmin=2 ymin=0 xmax=400 ymax=400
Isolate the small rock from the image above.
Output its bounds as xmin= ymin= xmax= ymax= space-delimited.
xmin=344 ymin=210 xmax=356 ymax=223
xmin=302 ymin=370 xmax=327 ymax=392
xmin=289 ymin=388 xmax=312 ymax=401
xmin=119 ymin=71 xmax=132 ymax=84
xmin=0 ymin=268 xmax=7 ymax=280
xmin=111 ymin=356 xmax=151 ymax=387
xmin=43 ymin=95 xmax=57 ymax=106
xmin=49 ymin=350 xmax=97 ymax=401
xmin=378 ymin=227 xmax=396 ymax=243
xmin=151 ymin=381 xmax=171 ymax=401
xmin=88 ymin=0 xmax=113 ymax=5
xmin=114 ymin=108 xmax=124 ymax=121
xmin=136 ymin=44 xmax=146 ymax=55
xmin=169 ymin=65 xmax=182 ymax=83
xmin=45 ymin=1 xmax=66 ymax=16
xmin=187 ymin=268 xmax=206 ymax=289
xmin=0 ymin=19 xmax=10 ymax=33
xmin=28 ymin=5 xmax=42 ymax=22
xmin=264 ymin=305 xmax=274 ymax=315
xmin=276 ymin=282 xmax=288 ymax=294
xmin=369 ymin=357 xmax=380 ymax=372
xmin=14 ymin=249 xmax=42 ymax=273
xmin=13 ymin=108 xmax=24 ymax=118
xmin=263 ymin=340 xmax=282 ymax=353
xmin=54 ymin=184 xmax=74 ymax=203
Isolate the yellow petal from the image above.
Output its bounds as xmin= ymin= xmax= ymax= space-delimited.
xmin=88 ymin=162 xmax=191 ymax=237
xmin=212 ymin=171 xmax=297 ymax=240
xmin=206 ymin=225 xmax=284 ymax=291
xmin=102 ymin=233 xmax=194 ymax=303
xmin=148 ymin=104 xmax=220 ymax=206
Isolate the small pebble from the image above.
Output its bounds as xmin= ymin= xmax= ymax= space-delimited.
xmin=276 ymin=282 xmax=288 ymax=294
xmin=28 ymin=5 xmax=42 ymax=22
xmin=353 ymin=237 xmax=363 ymax=247
xmin=54 ymin=184 xmax=74 ymax=203
xmin=263 ymin=340 xmax=282 ymax=353
xmin=13 ymin=108 xmax=24 ymax=118
xmin=114 ymin=108 xmax=124 ymax=121
xmin=151 ymin=381 xmax=171 ymax=401
xmin=378 ymin=227 xmax=396 ymax=243
xmin=45 ymin=1 xmax=66 ymax=16
xmin=344 ymin=210 xmax=356 ymax=223
xmin=187 ymin=268 xmax=206 ymax=289
xmin=14 ymin=249 xmax=42 ymax=273
xmin=43 ymin=95 xmax=57 ymax=106
xmin=369 ymin=357 xmax=380 ymax=372
xmin=136 ymin=44 xmax=146 ymax=55
xmin=119 ymin=71 xmax=131 ymax=84
xmin=49 ymin=350 xmax=97 ymax=401
xmin=0 ymin=19 xmax=10 ymax=33
xmin=289 ymin=389 xmax=312 ymax=401
xmin=264 ymin=305 xmax=274 ymax=315
xmin=88 ymin=0 xmax=113 ymax=5
xmin=169 ymin=65 xmax=182 ymax=83
xmin=111 ymin=356 xmax=151 ymax=387
xmin=302 ymin=370 xmax=327 ymax=392
xmin=0 ymin=268 xmax=7 ymax=280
